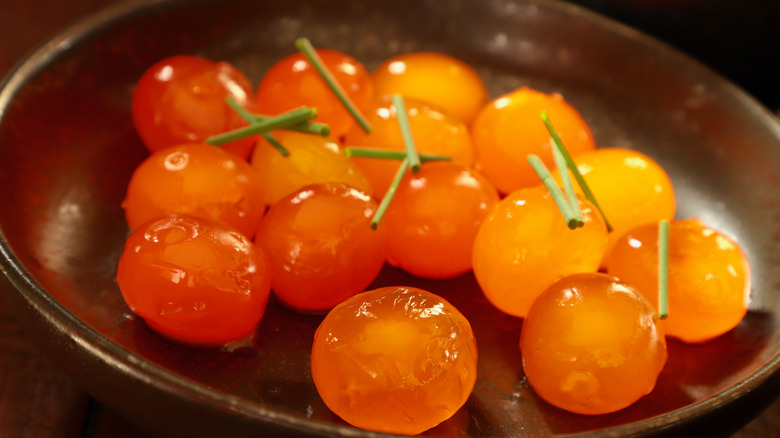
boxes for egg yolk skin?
[116,215,271,346]
[131,55,256,160]
[255,49,373,141]
[250,131,373,206]
[472,186,608,318]
[471,86,596,194]
[344,96,475,197]
[371,51,489,125]
[606,219,751,343]
[383,162,499,279]
[311,286,478,435]
[254,183,388,313]
[520,273,667,415]
[122,143,266,239]
[552,147,676,263]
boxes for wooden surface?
[0,0,778,437]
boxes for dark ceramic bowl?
[1,0,779,436]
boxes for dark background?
[0,0,778,436]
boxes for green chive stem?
[370,158,410,230]
[527,154,580,230]
[541,111,613,232]
[225,96,330,137]
[261,132,290,157]
[552,140,583,228]
[206,106,316,146]
[392,94,421,173]
[345,147,451,163]
[658,219,670,320]
[295,37,372,133]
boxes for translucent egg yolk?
[471,86,596,194]
[250,130,373,206]
[606,219,751,343]
[520,273,667,415]
[131,55,256,160]
[255,49,373,141]
[122,143,266,239]
[254,182,388,313]
[552,147,676,265]
[371,51,489,125]
[472,186,608,317]
[116,215,271,346]
[383,162,499,279]
[311,286,478,435]
[344,95,475,197]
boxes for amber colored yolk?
[131,55,256,159]
[116,215,271,346]
[343,95,475,198]
[122,143,266,239]
[383,162,499,279]
[471,86,596,194]
[371,51,489,125]
[250,130,372,205]
[254,182,388,313]
[254,49,373,140]
[311,286,478,435]
[472,186,608,318]
[520,273,667,415]
[551,147,677,266]
[606,219,751,343]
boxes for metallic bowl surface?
[1,0,779,436]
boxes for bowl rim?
[1,0,779,436]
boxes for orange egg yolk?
[471,86,596,194]
[472,186,608,317]
[131,55,256,160]
[116,215,271,346]
[520,272,667,415]
[311,286,478,435]
[344,95,475,198]
[250,130,372,206]
[122,143,266,239]
[606,218,751,343]
[552,147,676,265]
[255,49,373,141]
[254,182,388,313]
[382,162,499,279]
[371,51,489,125]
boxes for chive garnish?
[527,154,580,230]
[551,140,583,228]
[205,106,316,146]
[392,94,421,173]
[345,147,451,163]
[294,37,372,133]
[223,97,289,156]
[224,96,330,137]
[658,220,670,320]
[260,132,290,157]
[370,158,410,230]
[541,111,613,232]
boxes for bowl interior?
[1,0,779,436]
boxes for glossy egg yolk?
[606,219,751,343]
[311,286,478,435]
[472,186,608,318]
[551,147,677,265]
[131,55,256,160]
[254,182,388,313]
[520,273,667,415]
[383,162,499,279]
[251,131,373,206]
[255,49,373,141]
[116,215,271,346]
[471,86,596,194]
[371,51,489,125]
[122,143,266,239]
[344,95,475,197]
